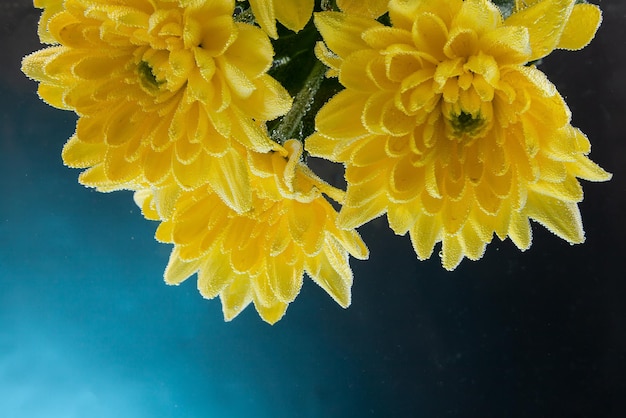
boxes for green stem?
[271,60,327,144]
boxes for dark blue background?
[1,1,625,417]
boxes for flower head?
[308,0,610,270]
[135,139,368,324]
[22,0,292,213]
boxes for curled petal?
[315,11,382,59]
[557,3,602,51]
[505,0,575,61]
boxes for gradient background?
[1,1,625,417]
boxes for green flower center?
[138,61,162,92]
[448,110,485,139]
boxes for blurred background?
[1,1,625,417]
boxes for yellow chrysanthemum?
[308,0,610,270]
[22,0,292,212]
[242,0,314,39]
[134,139,368,324]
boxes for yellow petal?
[155,221,174,242]
[480,26,531,65]
[226,23,273,78]
[338,192,388,229]
[333,228,370,261]
[269,217,291,256]
[314,42,341,77]
[387,202,416,235]
[252,263,280,307]
[350,134,389,167]
[338,0,389,18]
[410,10,450,63]
[566,155,612,182]
[508,209,532,250]
[172,203,211,247]
[235,74,293,121]
[248,0,278,39]
[143,148,172,185]
[557,4,602,51]
[314,11,381,58]
[104,147,141,183]
[275,0,314,33]
[389,157,423,201]
[453,0,501,36]
[442,191,472,235]
[505,0,576,61]
[525,192,584,244]
[134,189,161,221]
[221,58,255,99]
[220,276,253,321]
[62,135,106,168]
[151,182,182,221]
[364,29,412,56]
[252,297,288,325]
[230,230,263,274]
[77,164,131,192]
[268,254,304,304]
[308,239,353,308]
[293,202,327,256]
[164,248,201,285]
[346,165,386,193]
[441,235,464,271]
[529,175,583,203]
[459,222,487,261]
[340,49,380,92]
[73,54,129,80]
[206,147,252,213]
[36,0,65,44]
[312,89,369,141]
[409,213,441,260]
[229,107,279,153]
[37,84,70,110]
[197,247,236,299]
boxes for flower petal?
[557,3,602,51]
[525,191,584,244]
[505,0,575,61]
[275,0,314,33]
[314,11,381,59]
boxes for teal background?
[2,1,625,417]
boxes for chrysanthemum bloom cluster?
[22,0,292,212]
[309,0,610,270]
[22,0,368,323]
[22,0,609,322]
[135,140,368,324]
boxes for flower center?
[138,61,162,92]
[448,110,485,139]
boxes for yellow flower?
[243,0,314,39]
[134,140,368,324]
[308,0,610,270]
[22,0,292,213]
